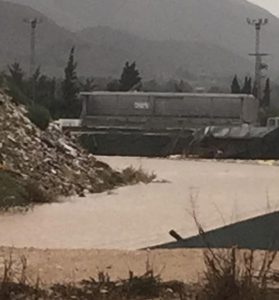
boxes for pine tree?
[231,75,241,94]
[174,80,193,93]
[252,80,257,98]
[241,76,248,94]
[62,47,80,117]
[119,61,142,91]
[6,62,31,105]
[0,71,5,88]
[263,78,271,108]
[8,62,24,88]
[247,77,252,94]
[241,76,252,94]
[79,77,96,92]
[107,79,120,91]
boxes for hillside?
[76,26,252,79]
[0,0,78,76]
[0,0,254,79]
[5,0,279,59]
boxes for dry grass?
[189,204,279,300]
[1,248,279,299]
[121,166,156,185]
[0,254,187,300]
[196,247,278,300]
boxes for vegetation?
[0,247,279,299]
[197,248,277,300]
[0,165,154,210]
[0,170,55,211]
[61,47,81,118]
[263,78,271,108]
[3,47,81,126]
[230,75,273,111]
[241,76,252,94]
[231,75,241,94]
[119,61,142,91]
[121,166,156,185]
[27,104,51,130]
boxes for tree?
[0,71,5,88]
[247,77,252,94]
[28,104,51,130]
[79,77,96,92]
[62,46,80,117]
[252,80,257,98]
[107,79,120,91]
[142,79,161,92]
[231,75,241,94]
[208,86,225,93]
[174,80,193,93]
[262,78,271,108]
[119,61,142,91]
[6,62,31,105]
[241,76,252,94]
[7,62,24,88]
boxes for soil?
[0,247,203,285]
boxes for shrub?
[0,171,56,210]
[6,81,31,105]
[0,171,28,209]
[27,104,51,130]
[24,180,56,204]
[196,247,277,300]
[121,166,156,185]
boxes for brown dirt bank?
[0,247,204,285]
[2,247,279,286]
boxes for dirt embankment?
[0,91,154,208]
[1,247,279,299]
[0,247,203,285]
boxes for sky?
[250,0,279,16]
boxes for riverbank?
[0,91,154,210]
[0,158,278,250]
[0,247,203,284]
[1,246,279,299]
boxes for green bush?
[0,171,28,209]
[27,104,51,130]
[24,180,55,204]
[6,81,31,105]
[0,171,57,210]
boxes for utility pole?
[23,18,42,103]
[247,18,269,104]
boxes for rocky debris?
[0,91,138,197]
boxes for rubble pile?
[0,91,133,196]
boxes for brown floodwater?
[0,157,278,250]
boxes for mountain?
[0,0,254,79]
[77,26,251,79]
[0,0,78,76]
[5,0,279,57]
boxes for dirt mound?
[0,91,152,197]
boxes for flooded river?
[0,157,279,250]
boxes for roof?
[80,91,256,99]
[195,125,279,140]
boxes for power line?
[247,18,269,104]
[23,18,42,76]
[23,17,42,102]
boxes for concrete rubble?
[0,91,134,197]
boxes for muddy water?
[0,158,279,250]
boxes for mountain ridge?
[1,0,274,79]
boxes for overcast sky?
[250,0,279,16]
